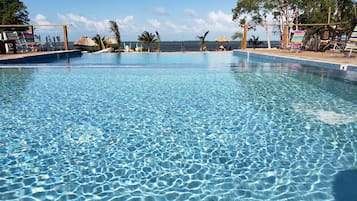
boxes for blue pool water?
[0,52,356,200]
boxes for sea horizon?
[43,40,281,52]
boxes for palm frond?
[138,31,157,52]
[232,31,243,40]
[197,31,209,51]
[109,20,121,52]
[203,30,209,40]
[155,31,161,52]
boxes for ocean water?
[0,52,356,200]
[43,41,281,52]
[121,41,280,52]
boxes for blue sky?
[22,0,251,42]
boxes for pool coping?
[233,49,357,72]
[0,50,82,65]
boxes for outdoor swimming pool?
[0,52,356,200]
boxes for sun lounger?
[21,32,38,52]
[344,43,357,57]
[2,31,21,53]
[344,25,357,57]
[320,26,331,50]
[289,30,306,52]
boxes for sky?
[21,0,271,42]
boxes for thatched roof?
[104,38,117,45]
[74,36,96,47]
[215,35,229,42]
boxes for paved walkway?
[241,48,357,68]
[0,50,79,61]
[0,50,82,64]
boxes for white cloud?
[33,14,51,25]
[32,14,57,33]
[208,10,232,24]
[120,16,134,24]
[117,16,137,32]
[194,18,206,26]
[54,13,140,40]
[184,9,197,17]
[165,21,189,33]
[182,10,238,37]
[205,10,236,32]
[58,13,109,33]
[147,19,161,29]
[151,7,168,15]
[138,10,237,40]
[29,9,247,41]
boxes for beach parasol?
[215,35,229,42]
[104,38,118,45]
[215,35,230,51]
[74,36,96,47]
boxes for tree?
[232,0,265,25]
[92,34,105,51]
[197,30,209,51]
[0,0,29,24]
[232,0,356,44]
[155,31,161,52]
[138,31,157,52]
[335,0,356,31]
[248,35,263,49]
[232,31,244,48]
[109,20,121,52]
[299,1,335,27]
[232,0,278,48]
[300,0,356,34]
[296,0,356,42]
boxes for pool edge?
[233,49,357,72]
[0,50,82,65]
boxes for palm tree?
[92,34,105,51]
[232,31,244,49]
[155,31,161,52]
[109,20,121,52]
[138,31,157,52]
[197,30,209,51]
[248,35,263,49]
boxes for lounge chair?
[289,30,306,52]
[320,26,331,50]
[2,31,21,53]
[135,43,143,52]
[344,25,357,57]
[21,32,38,52]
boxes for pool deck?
[0,50,82,64]
[234,48,357,72]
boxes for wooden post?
[328,7,331,25]
[63,25,69,50]
[28,25,34,34]
[283,25,289,49]
[242,24,248,50]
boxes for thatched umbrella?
[215,35,229,50]
[104,38,117,45]
[215,35,229,43]
[74,36,96,47]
